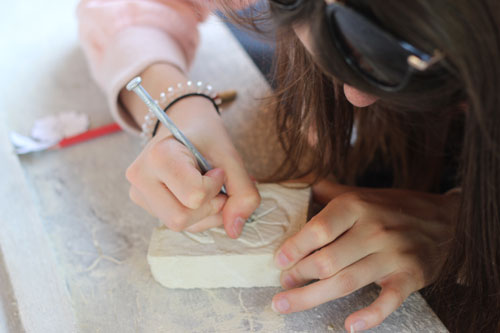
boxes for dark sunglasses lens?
[330,7,410,86]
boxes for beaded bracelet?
[139,81,221,143]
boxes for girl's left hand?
[271,180,458,331]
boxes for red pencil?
[53,122,122,149]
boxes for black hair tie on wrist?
[151,93,221,137]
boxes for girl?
[78,0,500,331]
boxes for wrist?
[121,63,223,142]
[155,96,225,144]
[151,96,218,135]
[119,63,187,127]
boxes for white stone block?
[147,183,311,289]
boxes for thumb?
[220,160,260,239]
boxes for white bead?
[203,85,213,95]
[186,81,194,93]
[159,92,167,104]
[195,81,203,93]
[177,84,186,95]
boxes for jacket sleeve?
[77,0,249,133]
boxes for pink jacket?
[77,0,250,133]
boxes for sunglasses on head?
[270,0,445,92]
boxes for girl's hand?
[272,180,458,331]
[123,64,260,238]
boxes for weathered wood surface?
[0,0,447,331]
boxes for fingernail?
[275,251,290,269]
[283,274,296,289]
[271,297,290,313]
[352,320,366,331]
[232,217,245,237]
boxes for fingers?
[185,213,223,233]
[274,196,360,270]
[134,177,226,231]
[220,157,261,239]
[149,139,226,209]
[272,253,393,314]
[280,225,374,288]
[344,272,416,331]
[132,184,223,233]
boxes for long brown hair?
[221,0,500,331]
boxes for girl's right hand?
[125,90,261,239]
